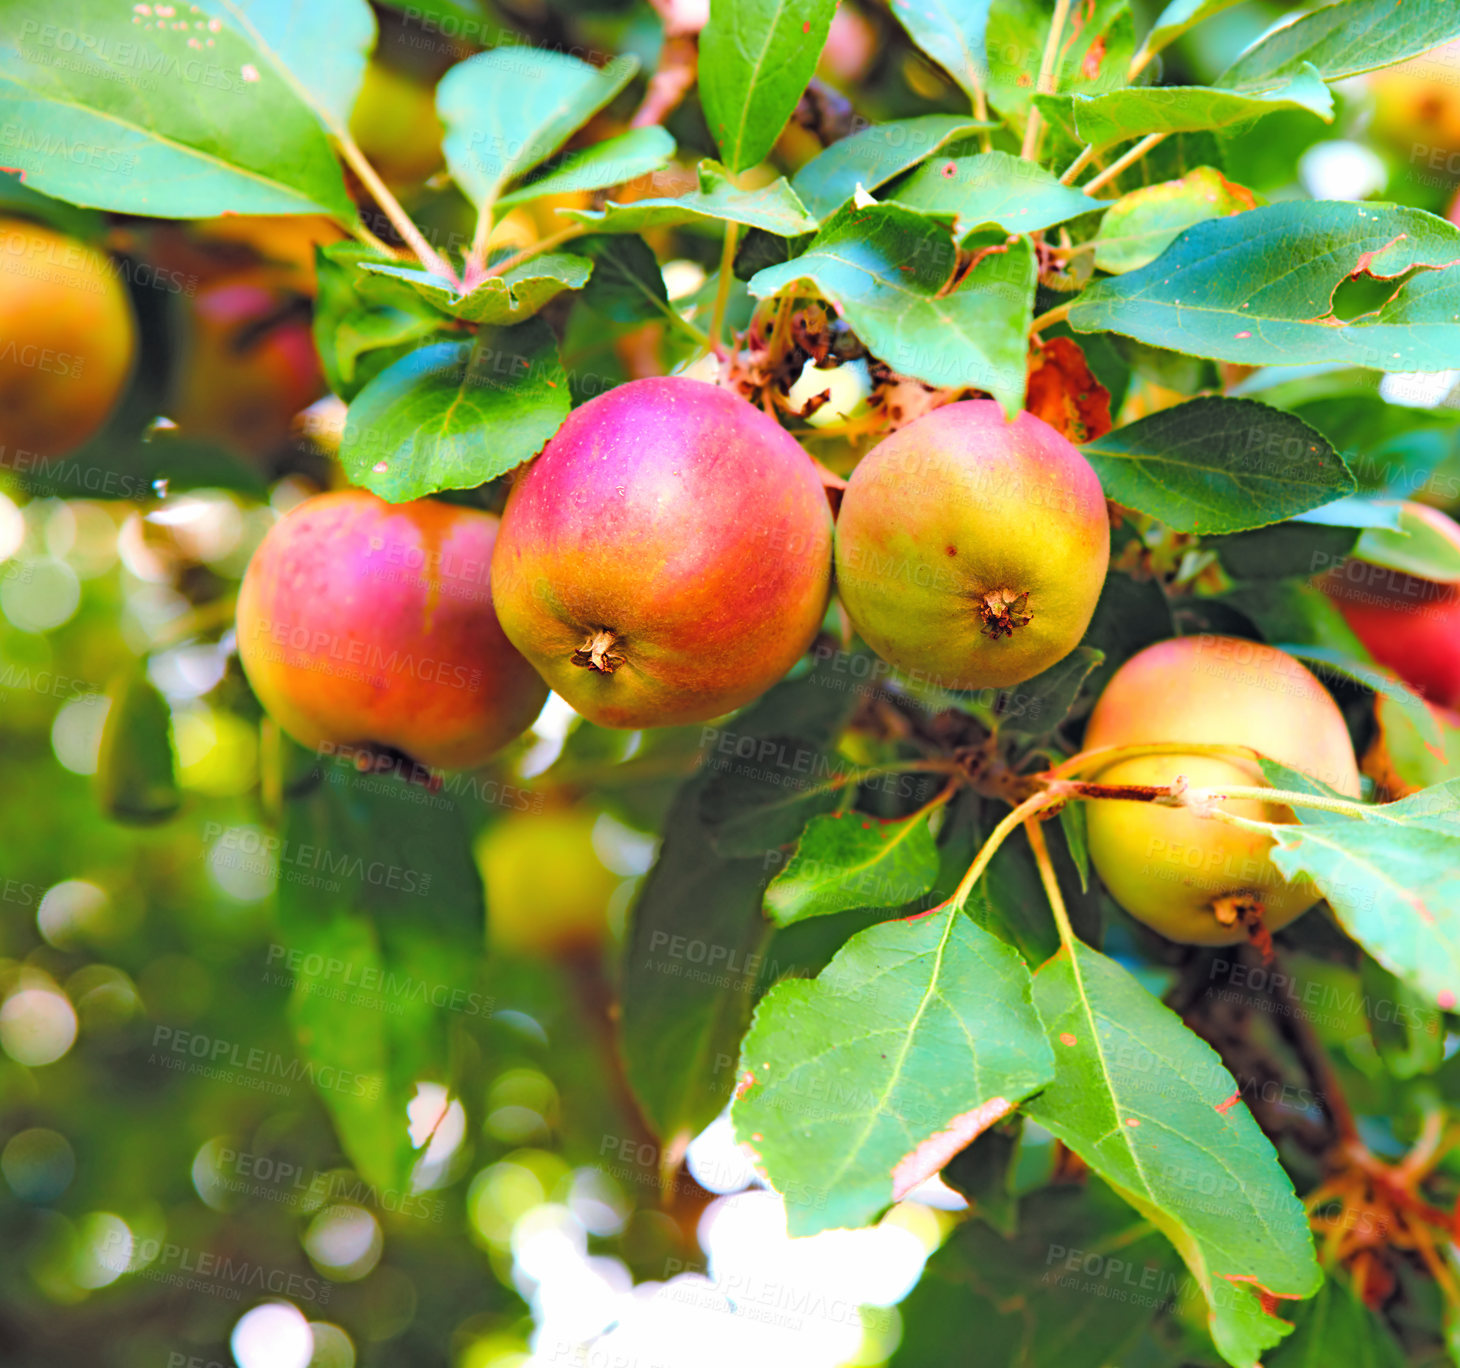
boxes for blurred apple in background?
[1369,41,1460,157]
[477,807,621,957]
[349,60,445,187]
[167,271,326,463]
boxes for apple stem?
[1021,0,1072,161]
[572,629,627,674]
[950,787,1066,913]
[1024,815,1077,952]
[709,220,741,352]
[1082,132,1168,196]
[336,133,460,285]
[1176,783,1376,820]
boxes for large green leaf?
[1025,942,1321,1368]
[1070,202,1460,373]
[699,0,837,173]
[572,235,696,338]
[1093,167,1255,274]
[215,0,374,129]
[436,48,637,213]
[564,160,818,236]
[733,905,1055,1234]
[792,115,990,219]
[1222,0,1460,87]
[339,322,570,502]
[764,808,941,926]
[1262,780,1460,1013]
[1081,398,1355,533]
[888,0,994,106]
[1070,68,1334,149]
[0,0,356,217]
[890,1184,1191,1368]
[622,665,861,1145]
[698,741,853,858]
[748,202,1037,412]
[1266,1277,1406,1368]
[277,770,485,1194]
[359,254,593,324]
[892,149,1108,236]
[496,126,675,210]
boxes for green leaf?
[623,663,861,1145]
[698,742,854,858]
[1082,569,1176,701]
[1262,781,1460,1013]
[313,244,451,400]
[95,668,180,824]
[1081,398,1355,534]
[1060,801,1092,893]
[1222,581,1368,658]
[1361,956,1445,1080]
[1367,692,1460,797]
[359,254,593,324]
[993,645,1106,737]
[217,0,374,130]
[748,202,1037,412]
[0,0,356,217]
[1070,202,1460,374]
[1254,755,1356,805]
[278,769,485,1193]
[1025,942,1321,1368]
[339,322,570,502]
[1353,500,1460,581]
[733,904,1055,1234]
[699,0,837,174]
[987,0,1134,120]
[1265,1276,1407,1368]
[888,0,993,106]
[892,149,1109,236]
[792,115,991,220]
[1222,0,1460,87]
[1140,0,1251,63]
[764,808,941,926]
[1094,167,1256,275]
[496,126,675,210]
[564,160,818,236]
[938,1118,1021,1234]
[621,772,775,1150]
[1070,68,1334,150]
[972,822,1101,963]
[437,49,637,213]
[890,1184,1191,1368]
[572,235,693,339]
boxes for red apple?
[237,490,548,770]
[490,377,834,728]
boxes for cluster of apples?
[0,215,1388,948]
[235,377,1112,754]
[236,375,1376,948]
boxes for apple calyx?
[572,629,627,674]
[978,588,1034,640]
[1211,890,1264,929]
